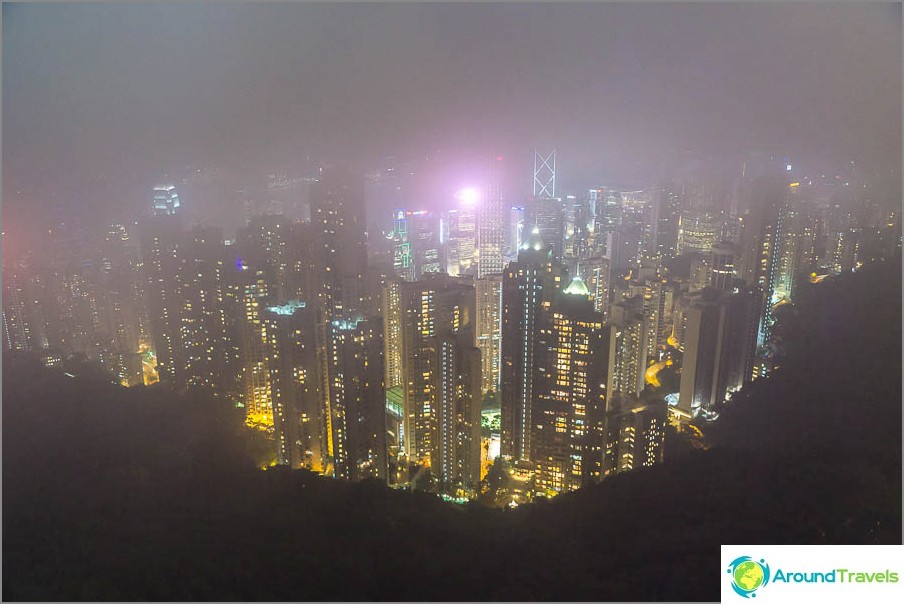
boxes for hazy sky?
[3,2,901,212]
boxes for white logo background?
[721,545,904,603]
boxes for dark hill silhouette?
[3,259,900,601]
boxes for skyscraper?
[381,277,404,390]
[262,300,324,470]
[532,275,610,494]
[710,242,739,291]
[475,275,503,395]
[478,156,506,277]
[152,185,181,217]
[678,285,759,417]
[399,274,482,492]
[310,168,368,319]
[606,298,648,404]
[323,316,387,482]
[500,227,565,462]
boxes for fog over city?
[3,2,901,241]
[2,3,901,602]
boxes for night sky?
[3,2,901,219]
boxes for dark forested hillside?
[3,259,900,602]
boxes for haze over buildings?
[2,1,901,507]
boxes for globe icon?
[733,560,765,592]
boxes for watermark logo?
[727,556,771,598]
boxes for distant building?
[152,185,181,217]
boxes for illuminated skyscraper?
[407,210,442,277]
[140,214,184,386]
[475,275,502,395]
[97,223,149,387]
[710,242,738,291]
[478,156,507,278]
[310,168,368,319]
[677,209,719,255]
[399,274,482,492]
[606,298,648,404]
[500,227,565,462]
[152,185,181,217]
[654,184,682,259]
[381,277,404,390]
[532,276,610,494]
[583,255,610,319]
[678,286,759,417]
[388,209,415,281]
[324,316,387,482]
[605,400,666,476]
[1,265,34,351]
[444,203,477,277]
[524,196,565,261]
[262,300,324,470]
[240,270,272,430]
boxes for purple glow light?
[455,188,480,205]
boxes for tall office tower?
[524,196,565,260]
[445,204,477,277]
[658,282,677,351]
[382,277,404,390]
[532,276,610,494]
[239,270,273,429]
[310,168,368,319]
[508,205,526,257]
[234,215,290,301]
[640,278,666,364]
[179,227,232,392]
[388,209,415,281]
[282,221,318,304]
[475,275,503,395]
[719,284,761,398]
[590,188,621,257]
[710,242,738,290]
[570,195,594,260]
[152,185,181,217]
[654,184,682,259]
[97,223,147,386]
[400,274,482,492]
[1,265,34,351]
[533,149,556,199]
[677,209,719,255]
[323,316,387,482]
[526,149,564,259]
[605,400,667,476]
[262,300,324,470]
[140,213,184,386]
[583,255,610,319]
[669,289,692,352]
[678,286,759,417]
[610,214,645,277]
[500,227,565,462]
[478,155,506,277]
[408,210,443,277]
[141,218,232,392]
[736,161,793,347]
[689,254,711,292]
[606,298,648,404]
[774,184,807,302]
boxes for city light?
[455,187,480,205]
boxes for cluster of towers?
[4,152,899,501]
